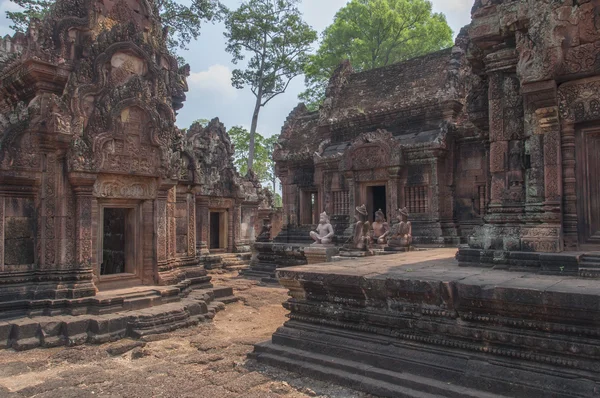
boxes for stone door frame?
[208,209,228,252]
[96,199,143,284]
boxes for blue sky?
[0,0,473,137]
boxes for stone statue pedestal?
[338,248,374,258]
[384,245,412,252]
[304,245,339,264]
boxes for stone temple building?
[275,45,477,246]
[0,0,262,321]
[254,1,600,396]
[275,0,600,263]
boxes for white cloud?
[187,64,238,101]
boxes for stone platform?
[251,249,600,398]
[0,281,237,351]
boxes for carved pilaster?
[0,197,4,270]
[166,186,176,259]
[196,198,209,255]
[187,192,196,258]
[156,191,168,262]
[387,167,401,221]
[345,171,355,218]
[561,123,578,249]
[68,172,97,277]
[232,203,241,252]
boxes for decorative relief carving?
[157,200,167,261]
[187,196,195,257]
[0,198,4,268]
[558,77,600,123]
[93,175,157,199]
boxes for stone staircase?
[213,252,252,271]
[0,285,237,351]
[579,252,600,278]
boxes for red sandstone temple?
[0,0,267,317]
[274,1,600,268]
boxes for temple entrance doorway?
[96,204,141,284]
[209,211,228,251]
[367,185,387,222]
[577,126,600,246]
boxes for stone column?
[0,196,4,271]
[561,123,578,249]
[232,202,242,252]
[155,190,169,263]
[187,192,196,258]
[387,167,401,221]
[345,171,355,217]
[487,71,507,208]
[166,187,176,260]
[196,197,209,255]
[68,172,97,283]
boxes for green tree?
[223,0,317,171]
[299,0,453,110]
[228,126,271,184]
[264,134,280,193]
[5,0,222,52]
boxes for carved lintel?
[93,175,157,200]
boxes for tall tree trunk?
[247,94,262,172]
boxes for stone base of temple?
[0,283,237,351]
[456,245,586,276]
[241,241,308,283]
[251,249,600,398]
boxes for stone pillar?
[196,198,209,255]
[187,192,196,258]
[40,153,59,270]
[0,196,4,271]
[232,202,241,252]
[488,71,506,208]
[345,171,355,216]
[430,158,440,220]
[387,167,400,221]
[155,190,168,263]
[561,123,578,249]
[69,172,97,282]
[166,187,176,260]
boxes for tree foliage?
[5,0,222,52]
[299,0,453,110]
[223,0,316,171]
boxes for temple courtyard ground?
[0,268,376,398]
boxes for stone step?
[579,268,600,278]
[252,344,507,398]
[225,265,249,271]
[1,285,237,351]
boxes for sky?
[0,0,474,137]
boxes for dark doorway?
[102,208,127,275]
[367,186,387,222]
[210,212,220,249]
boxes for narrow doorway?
[367,185,387,222]
[210,212,220,250]
[102,208,127,275]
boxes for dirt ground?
[0,273,373,398]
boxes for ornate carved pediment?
[341,130,402,171]
[91,106,161,176]
[558,77,600,124]
[93,174,157,199]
